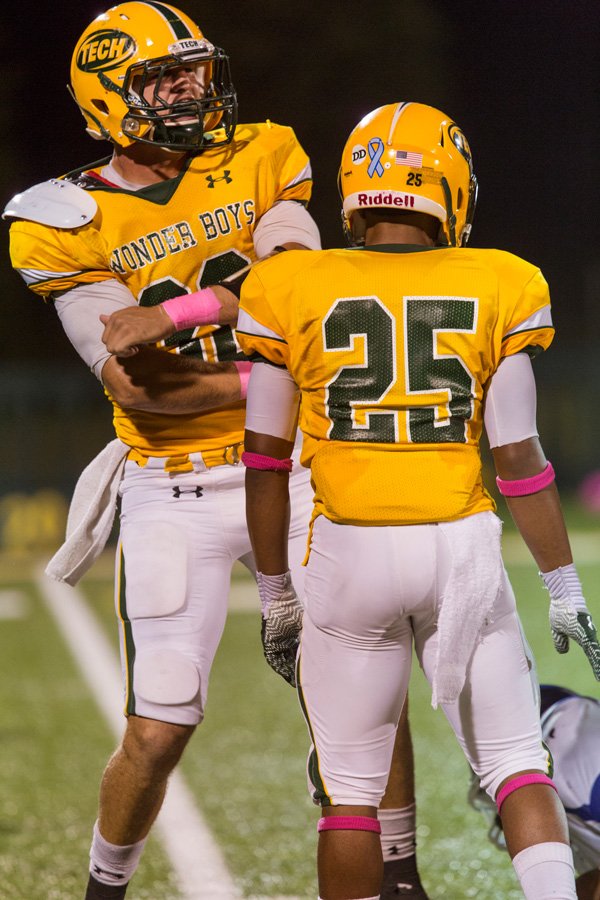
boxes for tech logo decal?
[76,30,136,72]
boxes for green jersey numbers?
[323,297,397,443]
[405,296,477,444]
[322,294,478,445]
[138,249,250,360]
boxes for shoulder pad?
[2,178,97,229]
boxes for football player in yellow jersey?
[4,3,325,898]
[233,102,600,900]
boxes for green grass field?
[0,510,598,899]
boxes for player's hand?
[100,306,176,356]
[256,570,303,687]
[549,599,600,680]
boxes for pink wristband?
[234,361,253,399]
[496,461,555,497]
[496,773,557,812]
[241,451,293,471]
[317,816,381,834]
[161,287,222,331]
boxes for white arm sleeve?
[253,200,321,257]
[483,353,538,448]
[245,362,300,441]
[54,279,137,381]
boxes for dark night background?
[1,1,599,521]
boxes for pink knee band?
[317,816,381,834]
[161,287,222,331]
[496,461,555,497]
[496,774,557,812]
[241,451,293,472]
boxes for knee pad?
[134,649,200,705]
[317,816,381,834]
[496,773,558,813]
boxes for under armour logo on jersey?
[172,486,204,498]
[206,171,232,187]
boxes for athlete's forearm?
[492,437,573,571]
[102,347,244,414]
[100,285,239,356]
[244,431,294,575]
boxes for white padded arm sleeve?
[253,200,321,257]
[245,362,300,441]
[484,353,538,448]
[54,279,137,381]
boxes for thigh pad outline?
[121,521,188,618]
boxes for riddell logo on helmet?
[357,193,415,208]
[77,30,136,73]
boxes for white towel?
[45,438,129,586]
[431,511,503,708]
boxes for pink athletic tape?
[234,361,253,399]
[241,451,293,472]
[496,461,555,497]
[496,773,557,812]
[161,287,222,331]
[317,816,381,834]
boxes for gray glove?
[256,570,303,687]
[549,599,600,680]
[542,565,600,681]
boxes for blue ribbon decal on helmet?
[367,138,385,178]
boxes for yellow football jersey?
[9,122,312,463]
[237,244,554,525]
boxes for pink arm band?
[496,774,557,812]
[496,461,555,497]
[317,816,381,834]
[242,451,293,472]
[161,287,222,331]
[234,361,253,400]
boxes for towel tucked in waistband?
[45,438,129,586]
[431,511,503,708]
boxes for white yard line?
[36,571,244,899]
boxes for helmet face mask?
[120,44,236,149]
[70,2,237,151]
[339,102,478,247]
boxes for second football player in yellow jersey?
[237,241,553,525]
[239,101,600,900]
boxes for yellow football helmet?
[339,102,477,246]
[69,1,237,151]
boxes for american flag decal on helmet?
[395,150,423,167]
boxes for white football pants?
[114,450,313,725]
[299,513,548,807]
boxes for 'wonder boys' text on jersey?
[9,122,312,465]
[237,245,554,525]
